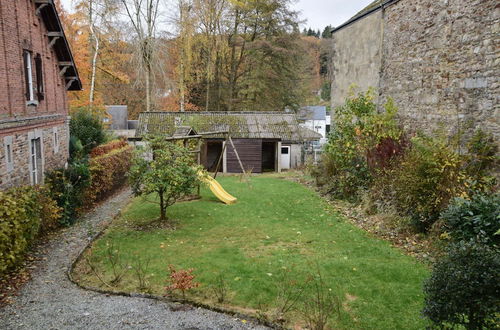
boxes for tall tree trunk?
[228,9,239,111]
[89,0,99,110]
[144,38,153,112]
[179,62,185,112]
[205,79,210,111]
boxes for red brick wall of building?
[0,0,72,188]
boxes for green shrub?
[423,241,500,329]
[70,108,105,157]
[441,194,500,247]
[0,186,61,273]
[313,90,401,200]
[383,134,467,232]
[46,160,91,226]
[464,129,499,193]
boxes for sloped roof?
[332,0,399,33]
[352,0,386,20]
[298,106,327,121]
[35,0,82,90]
[298,127,323,141]
[136,112,318,142]
[172,126,198,137]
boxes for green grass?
[75,175,429,329]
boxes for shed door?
[280,146,290,170]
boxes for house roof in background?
[36,0,82,90]
[136,112,320,142]
[298,106,327,121]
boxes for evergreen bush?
[423,241,500,329]
[69,108,105,157]
[441,193,500,247]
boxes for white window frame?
[24,51,37,105]
[52,127,59,154]
[4,136,14,172]
[28,130,44,185]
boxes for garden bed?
[72,175,429,329]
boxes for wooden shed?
[135,112,321,173]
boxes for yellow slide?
[198,173,237,205]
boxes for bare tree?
[75,0,117,110]
[120,0,163,112]
[88,0,99,109]
[176,0,195,112]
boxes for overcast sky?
[60,0,374,31]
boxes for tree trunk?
[89,0,99,110]
[159,189,166,220]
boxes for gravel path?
[0,189,268,330]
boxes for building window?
[23,50,37,105]
[53,127,59,154]
[35,54,44,101]
[29,137,43,185]
[4,136,14,172]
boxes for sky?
[59,0,374,32]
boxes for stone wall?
[330,0,499,142]
[331,10,383,107]
[381,0,499,140]
[0,117,69,189]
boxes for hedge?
[0,186,61,273]
[85,141,133,206]
[89,139,129,157]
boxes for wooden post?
[228,136,245,174]
[197,138,202,165]
[213,139,227,179]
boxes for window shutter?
[23,51,30,100]
[35,54,44,101]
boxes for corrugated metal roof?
[136,112,320,141]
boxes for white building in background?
[297,106,330,145]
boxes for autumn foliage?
[165,265,200,299]
[85,140,134,206]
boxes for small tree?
[129,137,200,220]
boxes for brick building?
[0,0,81,189]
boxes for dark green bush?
[70,108,105,157]
[441,194,500,247]
[46,160,91,226]
[423,241,500,329]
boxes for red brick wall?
[0,0,68,118]
[0,0,72,188]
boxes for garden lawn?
[74,175,429,329]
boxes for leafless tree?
[120,0,164,112]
